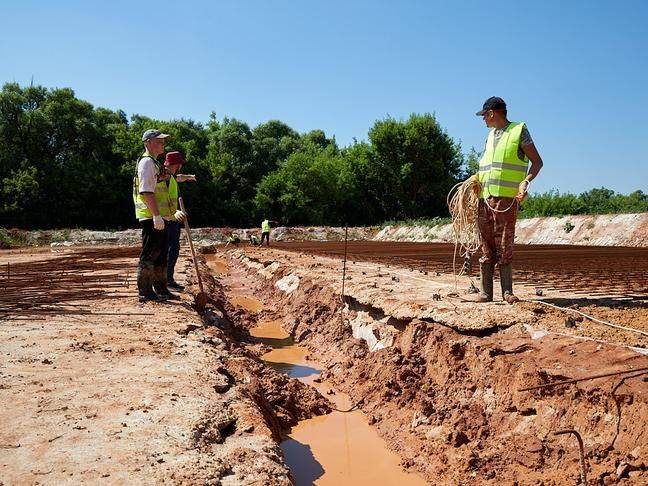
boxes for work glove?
[153,215,165,231]
[174,210,186,222]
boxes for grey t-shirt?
[489,123,533,160]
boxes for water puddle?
[230,295,263,313]
[204,254,229,275]
[251,319,426,486]
[250,320,320,379]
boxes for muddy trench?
[197,248,647,485]
[201,251,425,485]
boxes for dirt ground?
[2,242,647,485]
[0,247,328,485]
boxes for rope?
[524,299,648,338]
[447,176,482,268]
[446,175,520,279]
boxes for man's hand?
[515,180,529,202]
[174,210,186,222]
[153,215,165,231]
[176,174,196,183]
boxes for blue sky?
[2,0,647,194]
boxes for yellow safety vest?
[477,122,529,198]
[261,220,270,232]
[168,175,179,214]
[132,155,173,219]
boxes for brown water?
[214,249,425,485]
[204,254,229,275]
[251,318,427,486]
[230,295,263,313]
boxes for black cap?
[476,97,506,116]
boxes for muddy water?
[204,254,229,275]
[251,318,427,486]
[213,253,425,485]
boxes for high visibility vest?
[477,122,529,198]
[168,175,179,214]
[132,156,173,219]
[261,220,270,232]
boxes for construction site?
[1,214,647,485]
[2,4,648,484]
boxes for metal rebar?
[553,429,587,485]
[518,366,648,392]
[341,225,348,303]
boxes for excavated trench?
[204,253,426,485]
[201,248,648,485]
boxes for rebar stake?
[554,429,587,485]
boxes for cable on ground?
[524,299,648,338]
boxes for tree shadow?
[281,438,325,485]
[256,335,294,348]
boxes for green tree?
[368,113,463,220]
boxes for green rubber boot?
[478,262,494,302]
[499,263,519,304]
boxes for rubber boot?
[478,262,494,302]
[499,263,519,304]
[137,265,156,299]
[152,265,171,300]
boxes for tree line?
[0,83,464,229]
[0,83,645,230]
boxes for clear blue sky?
[2,0,647,194]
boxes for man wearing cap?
[163,151,196,291]
[132,129,185,302]
[474,97,544,303]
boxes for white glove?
[153,215,165,231]
[174,210,186,222]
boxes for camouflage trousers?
[477,197,518,265]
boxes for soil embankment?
[217,244,648,484]
[6,212,647,249]
[376,213,648,247]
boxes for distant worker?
[226,232,241,247]
[164,151,196,291]
[249,233,260,246]
[261,219,277,246]
[474,97,543,303]
[133,129,184,302]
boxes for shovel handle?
[178,197,204,293]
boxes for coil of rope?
[447,175,482,276]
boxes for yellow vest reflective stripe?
[477,122,529,198]
[132,156,173,219]
[261,220,270,232]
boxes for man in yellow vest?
[261,219,277,246]
[163,151,196,291]
[132,129,185,302]
[474,97,544,303]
